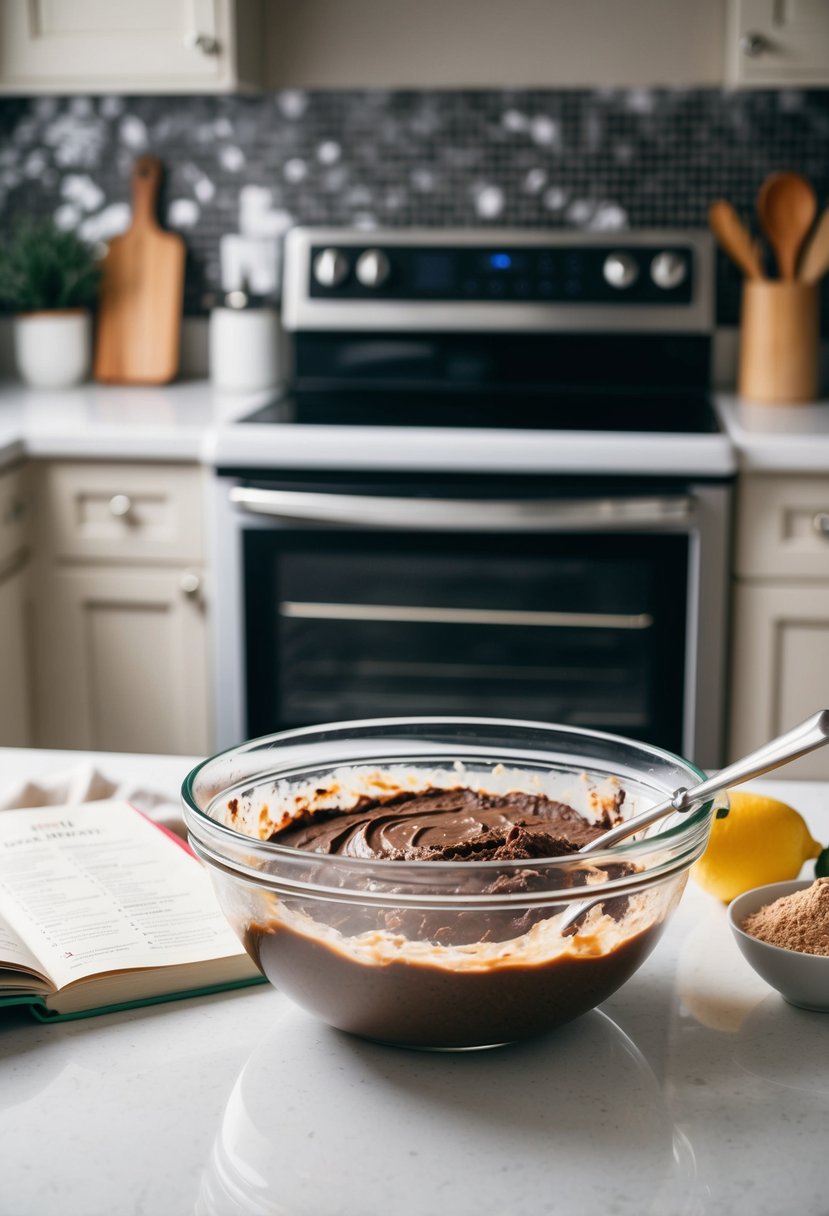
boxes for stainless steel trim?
[230,486,694,532]
[280,601,654,631]
[213,475,731,766]
[282,227,714,333]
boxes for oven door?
[213,472,729,765]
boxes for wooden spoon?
[708,200,764,279]
[757,172,817,280]
[798,207,829,284]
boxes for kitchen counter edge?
[1,381,827,474]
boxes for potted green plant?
[0,222,100,389]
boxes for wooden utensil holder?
[738,281,820,403]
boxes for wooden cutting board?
[94,156,185,385]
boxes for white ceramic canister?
[13,309,92,389]
[209,306,282,393]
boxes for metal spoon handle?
[560,710,829,936]
[677,708,829,809]
[581,708,829,854]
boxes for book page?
[0,802,247,992]
[0,907,48,985]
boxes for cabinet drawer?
[0,465,29,569]
[37,461,205,564]
[735,474,829,579]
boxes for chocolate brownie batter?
[247,917,663,1049]
[248,782,665,1048]
[269,787,615,860]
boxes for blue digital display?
[490,253,512,270]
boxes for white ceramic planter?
[14,309,92,389]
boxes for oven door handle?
[280,601,654,630]
[229,487,695,531]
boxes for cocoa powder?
[742,877,829,956]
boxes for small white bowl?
[729,879,829,1013]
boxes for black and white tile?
[1,88,828,323]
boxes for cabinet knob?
[4,498,25,525]
[813,513,829,538]
[739,32,768,58]
[109,494,133,519]
[186,32,220,55]
[180,571,202,597]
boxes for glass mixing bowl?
[182,718,722,1049]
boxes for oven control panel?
[309,243,693,303]
[282,228,713,332]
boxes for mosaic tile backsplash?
[1,88,828,323]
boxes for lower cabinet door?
[0,566,33,747]
[34,566,210,755]
[729,582,829,779]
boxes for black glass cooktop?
[242,389,720,434]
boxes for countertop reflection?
[197,1005,693,1216]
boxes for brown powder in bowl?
[742,878,829,956]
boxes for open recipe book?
[0,800,264,1021]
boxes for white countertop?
[0,380,740,476]
[0,746,827,1216]
[716,394,829,473]
[3,379,829,477]
[0,380,268,469]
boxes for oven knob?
[651,251,688,290]
[602,252,639,290]
[355,249,391,288]
[312,248,349,288]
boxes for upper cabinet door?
[0,0,263,93]
[728,0,829,86]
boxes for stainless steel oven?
[211,229,734,767]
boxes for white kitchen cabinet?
[3,0,823,91]
[0,464,33,748]
[729,472,829,779]
[0,0,263,94]
[33,566,209,755]
[0,566,32,748]
[32,460,211,756]
[262,0,727,89]
[727,0,829,86]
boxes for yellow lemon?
[692,790,822,903]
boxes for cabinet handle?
[813,513,829,538]
[739,31,769,58]
[109,494,133,519]
[180,571,202,597]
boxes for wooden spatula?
[757,172,817,281]
[799,208,829,284]
[708,200,764,279]
[94,156,185,384]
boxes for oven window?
[244,531,688,752]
